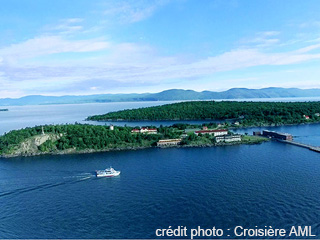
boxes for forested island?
[87,101,320,126]
[0,109,8,111]
[0,123,266,158]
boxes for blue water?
[0,102,170,135]
[1,102,320,238]
[0,101,220,136]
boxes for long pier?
[277,139,320,153]
[256,130,320,153]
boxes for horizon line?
[2,86,320,100]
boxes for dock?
[255,130,320,153]
[277,139,320,153]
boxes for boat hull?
[96,171,121,177]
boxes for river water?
[0,101,320,238]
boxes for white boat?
[95,167,120,177]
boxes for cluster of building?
[156,126,242,146]
[194,127,228,137]
[131,127,157,134]
[124,124,243,146]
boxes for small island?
[0,108,8,111]
[87,101,320,127]
[0,123,267,158]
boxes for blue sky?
[1,0,320,97]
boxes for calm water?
[0,102,320,238]
[0,101,221,136]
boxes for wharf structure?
[262,130,293,141]
[278,139,320,153]
[259,130,320,153]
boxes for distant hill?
[1,87,320,106]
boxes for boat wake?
[0,173,95,199]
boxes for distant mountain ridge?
[1,87,320,106]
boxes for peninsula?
[87,101,320,127]
[0,123,266,158]
[3,100,320,158]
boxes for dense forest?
[0,124,183,156]
[87,101,320,126]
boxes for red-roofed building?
[303,115,310,120]
[194,129,228,137]
[131,127,158,134]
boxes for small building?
[180,133,188,138]
[315,113,320,117]
[303,115,310,120]
[157,139,182,147]
[202,126,208,130]
[131,127,157,134]
[140,127,157,134]
[216,135,241,143]
[110,125,114,131]
[234,121,240,126]
[253,131,261,136]
[262,130,293,141]
[194,129,228,137]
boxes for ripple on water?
[1,128,320,238]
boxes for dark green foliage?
[0,124,179,154]
[87,101,320,126]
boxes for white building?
[157,139,182,146]
[216,135,241,143]
[194,129,228,137]
[131,127,157,134]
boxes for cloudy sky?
[1,0,320,98]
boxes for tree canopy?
[87,101,320,126]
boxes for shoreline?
[4,117,315,159]
[88,118,320,128]
[0,137,268,159]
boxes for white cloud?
[298,20,320,28]
[3,42,320,84]
[43,18,85,35]
[0,36,110,62]
[239,31,281,48]
[64,18,83,24]
[294,43,320,53]
[103,0,168,24]
[2,26,320,97]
